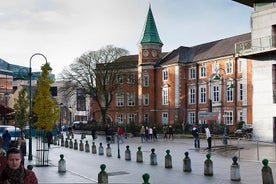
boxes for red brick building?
[92,6,253,131]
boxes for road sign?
[198,112,219,120]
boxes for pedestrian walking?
[205,125,212,149]
[117,126,124,144]
[153,127,158,141]
[0,147,38,184]
[148,127,153,141]
[91,126,97,140]
[168,125,174,140]
[192,125,200,148]
[140,126,145,142]
[2,130,11,152]
[163,125,168,140]
[46,131,53,148]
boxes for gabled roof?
[159,33,251,66]
[139,5,163,45]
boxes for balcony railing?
[235,35,276,56]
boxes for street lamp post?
[213,72,235,145]
[28,53,48,161]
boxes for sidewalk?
[25,133,276,183]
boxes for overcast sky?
[0,0,252,76]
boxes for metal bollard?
[79,140,84,151]
[85,140,90,152]
[58,154,66,173]
[142,173,150,184]
[136,146,143,163]
[230,156,240,181]
[92,142,97,154]
[106,143,112,157]
[262,159,274,184]
[99,142,104,155]
[125,145,131,161]
[165,149,172,169]
[183,151,191,172]
[204,153,213,176]
[150,148,157,165]
[98,164,108,184]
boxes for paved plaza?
[25,133,276,183]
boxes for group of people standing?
[139,126,158,142]
[192,124,212,150]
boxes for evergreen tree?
[33,63,59,131]
[13,87,29,129]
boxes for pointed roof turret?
[139,5,163,45]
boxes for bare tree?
[59,45,130,125]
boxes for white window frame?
[143,93,149,106]
[188,112,195,125]
[143,73,149,87]
[127,92,135,106]
[213,85,220,102]
[212,63,220,73]
[199,86,206,103]
[189,87,196,104]
[162,87,169,105]
[189,67,196,79]
[162,68,168,81]
[116,113,124,124]
[225,59,233,74]
[224,110,233,125]
[238,110,243,122]
[128,114,135,124]
[144,113,149,123]
[226,87,234,102]
[116,74,123,84]
[116,92,124,107]
[200,65,207,78]
[127,73,135,84]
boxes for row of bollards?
[58,138,274,184]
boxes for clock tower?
[137,5,163,124]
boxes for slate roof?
[158,33,251,66]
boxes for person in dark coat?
[192,125,200,148]
[46,131,53,148]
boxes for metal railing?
[235,35,276,56]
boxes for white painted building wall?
[251,4,276,141]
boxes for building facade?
[234,0,276,142]
[92,5,253,134]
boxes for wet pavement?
[25,133,276,183]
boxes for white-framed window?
[127,73,135,84]
[144,113,149,123]
[224,111,233,125]
[188,112,195,125]
[162,68,168,81]
[128,114,135,124]
[189,87,196,104]
[143,73,149,87]
[238,110,243,122]
[213,85,220,102]
[127,92,135,106]
[199,86,206,103]
[116,113,124,124]
[199,119,207,125]
[226,87,234,102]
[116,74,123,84]
[116,92,124,107]
[162,112,168,125]
[200,65,207,78]
[162,87,169,105]
[189,67,196,79]
[143,93,149,106]
[239,83,243,101]
[226,59,233,74]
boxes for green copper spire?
[140,5,163,45]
